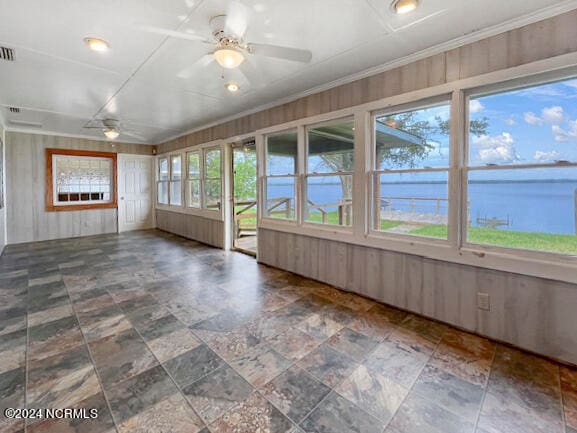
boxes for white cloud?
[533,150,561,162]
[524,112,543,126]
[541,106,564,124]
[504,116,516,126]
[472,133,520,164]
[552,120,577,142]
[469,100,484,113]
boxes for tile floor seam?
[376,325,449,433]
[472,339,499,433]
[122,283,289,429]
[62,280,121,433]
[294,323,402,432]
[557,364,568,432]
[123,313,210,432]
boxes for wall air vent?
[8,107,20,113]
[0,46,15,61]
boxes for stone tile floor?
[0,229,575,433]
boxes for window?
[466,78,577,254]
[169,155,182,206]
[157,157,169,205]
[186,151,200,208]
[203,147,222,210]
[306,118,354,226]
[264,130,297,220]
[46,148,117,211]
[372,101,451,239]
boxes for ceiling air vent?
[8,107,20,113]
[0,46,15,61]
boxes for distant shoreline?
[268,179,577,186]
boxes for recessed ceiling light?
[392,0,419,14]
[214,48,244,69]
[84,37,110,52]
[103,128,119,140]
[225,81,240,93]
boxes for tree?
[313,113,489,219]
[233,148,257,201]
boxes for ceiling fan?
[141,2,313,81]
[83,119,147,142]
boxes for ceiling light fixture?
[225,81,240,93]
[84,37,110,52]
[103,128,119,140]
[392,0,419,14]
[214,48,244,69]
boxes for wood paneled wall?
[156,210,224,249]
[258,228,577,366]
[5,132,154,244]
[158,10,577,153]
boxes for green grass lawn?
[236,205,577,255]
[409,224,577,254]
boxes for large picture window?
[372,101,451,239]
[306,118,354,226]
[264,130,297,220]
[46,149,117,211]
[466,78,577,254]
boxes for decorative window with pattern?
[46,149,117,211]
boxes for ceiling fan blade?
[121,130,148,142]
[225,1,249,38]
[238,57,264,87]
[247,43,312,63]
[177,54,214,79]
[138,25,210,43]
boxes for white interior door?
[118,154,154,232]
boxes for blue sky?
[268,78,577,181]
[470,78,577,167]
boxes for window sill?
[46,202,117,212]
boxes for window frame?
[303,116,355,229]
[461,80,577,259]
[368,96,453,244]
[157,156,169,205]
[202,146,223,211]
[169,153,183,207]
[155,141,225,220]
[45,148,117,212]
[263,128,299,222]
[185,150,201,209]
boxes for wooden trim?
[45,148,118,212]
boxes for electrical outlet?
[477,292,490,311]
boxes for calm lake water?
[267,180,577,235]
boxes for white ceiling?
[0,0,575,144]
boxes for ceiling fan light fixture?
[392,0,419,14]
[214,48,245,69]
[104,128,119,140]
[225,81,240,93]
[84,37,110,52]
